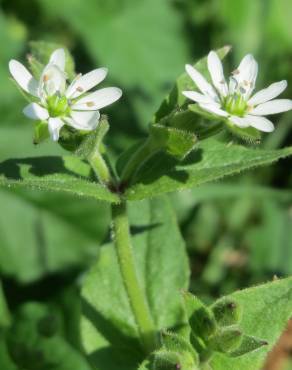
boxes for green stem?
[88,152,112,185]
[121,139,157,184]
[111,201,157,353]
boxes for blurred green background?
[0,0,291,369]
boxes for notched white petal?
[9,60,39,96]
[72,87,122,111]
[207,51,228,97]
[185,64,218,101]
[229,116,250,128]
[250,99,292,115]
[66,68,108,99]
[66,111,100,130]
[23,103,49,120]
[49,49,66,71]
[182,90,214,104]
[248,80,287,106]
[199,102,229,117]
[245,115,274,132]
[39,64,66,97]
[48,117,65,141]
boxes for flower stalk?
[111,201,158,353]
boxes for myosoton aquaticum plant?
[2,42,292,370]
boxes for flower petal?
[49,49,66,71]
[9,60,39,96]
[48,117,65,141]
[23,103,49,120]
[185,64,218,101]
[65,110,100,130]
[207,51,228,97]
[249,99,292,115]
[244,114,274,132]
[233,54,258,98]
[229,116,250,128]
[199,103,228,117]
[39,64,66,97]
[66,68,108,99]
[182,90,214,104]
[248,80,287,106]
[71,87,122,111]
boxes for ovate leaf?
[0,155,119,203]
[125,137,292,201]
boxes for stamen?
[231,69,240,75]
[86,101,95,107]
[243,80,249,86]
[76,86,84,92]
[220,79,225,84]
[43,74,50,82]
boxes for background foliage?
[0,0,291,369]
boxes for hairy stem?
[88,152,112,185]
[111,201,157,353]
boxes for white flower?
[183,51,292,133]
[9,49,122,141]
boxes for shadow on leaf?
[0,157,80,180]
[82,299,143,370]
[133,148,203,185]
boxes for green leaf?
[149,125,197,160]
[154,46,231,123]
[0,155,119,203]
[210,277,292,370]
[7,303,92,370]
[125,136,292,201]
[0,188,110,283]
[81,196,189,370]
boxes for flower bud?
[182,291,217,341]
[209,325,243,353]
[211,297,242,327]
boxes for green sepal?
[75,116,109,159]
[230,334,268,357]
[29,40,76,80]
[58,125,89,152]
[27,54,45,81]
[211,297,242,327]
[208,325,243,354]
[225,119,262,144]
[161,331,199,364]
[150,124,197,160]
[153,349,197,370]
[33,120,50,144]
[182,292,217,341]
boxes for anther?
[43,74,50,82]
[232,69,240,75]
[86,101,95,107]
[76,86,84,92]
